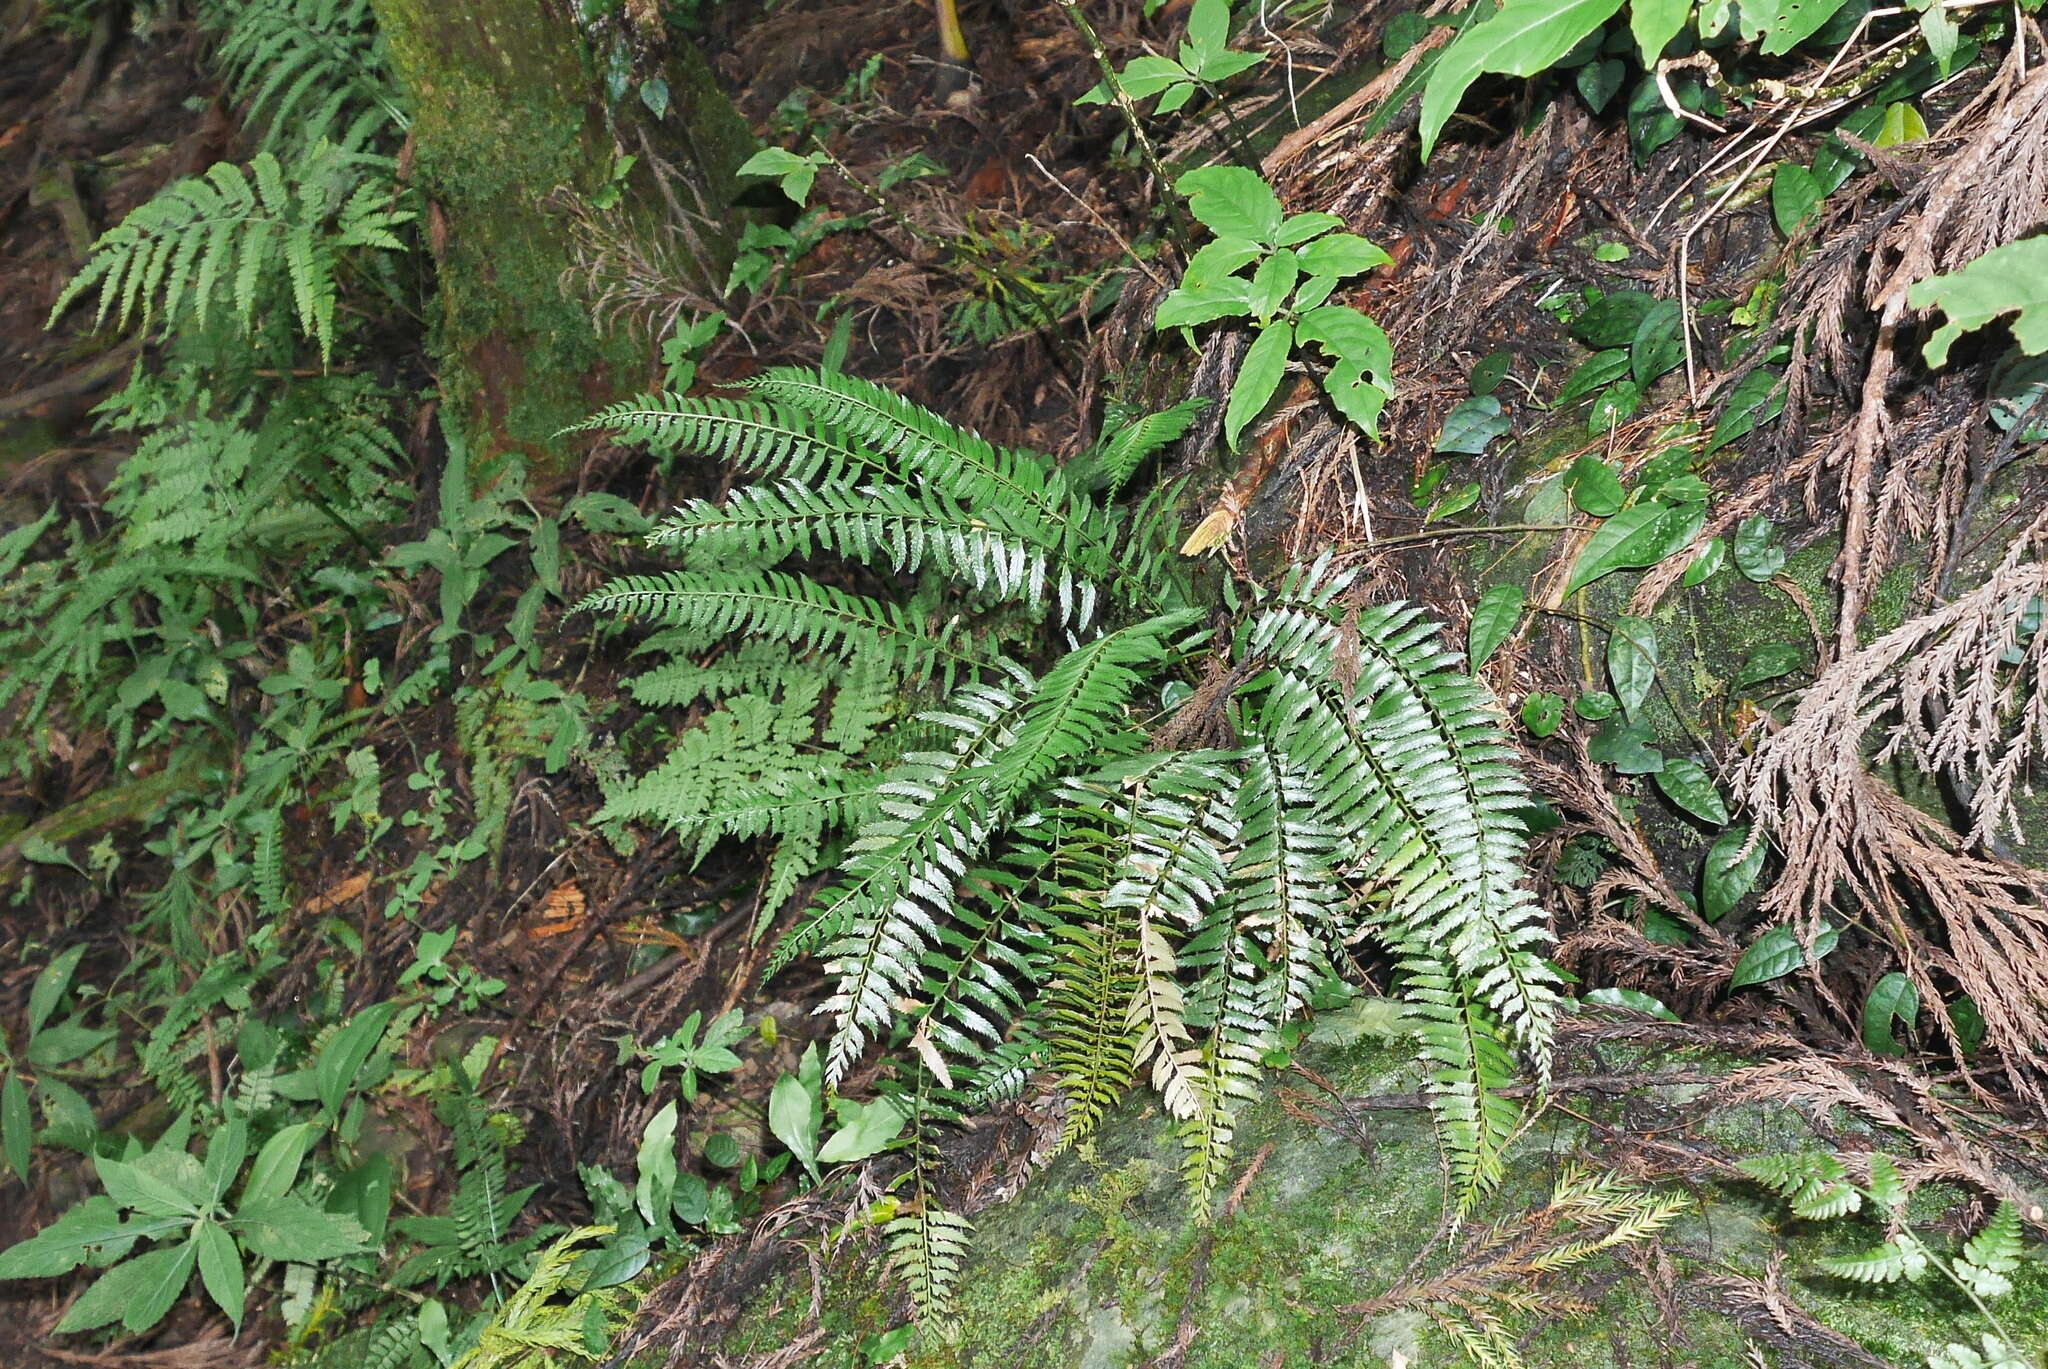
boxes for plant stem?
[1053,0,1194,252]
[1371,522,1582,548]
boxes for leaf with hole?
[1731,922,1839,989]
[1907,236,2048,368]
[1521,691,1565,737]
[1588,715,1663,773]
[1469,351,1512,396]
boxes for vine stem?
[1369,522,1582,548]
[1053,0,1195,252]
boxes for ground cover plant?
[1,0,2047,1365]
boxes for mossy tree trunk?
[369,0,755,472]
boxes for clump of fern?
[575,370,1556,1321]
[198,0,406,157]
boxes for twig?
[1024,153,1167,289]
[1054,0,1194,251]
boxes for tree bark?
[369,0,754,472]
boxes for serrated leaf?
[1655,758,1728,824]
[1176,166,1284,243]
[1731,922,1839,989]
[0,1196,162,1278]
[97,1150,207,1218]
[1420,0,1626,159]
[1225,322,1293,450]
[1295,233,1392,279]
[27,945,88,1041]
[1468,584,1525,668]
[231,1196,372,1262]
[1908,237,2048,368]
[1606,615,1659,717]
[56,1242,198,1334]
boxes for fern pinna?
[575,368,1555,1318]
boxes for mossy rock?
[647,1007,2048,1367]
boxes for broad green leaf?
[1176,166,1284,243]
[1862,972,1920,1056]
[1296,304,1392,377]
[1155,278,1253,329]
[1681,537,1726,586]
[1811,105,1888,191]
[1575,690,1619,720]
[1566,455,1625,516]
[1584,987,1679,1020]
[1702,824,1766,922]
[635,1102,677,1227]
[194,1221,245,1327]
[1743,0,1853,55]
[243,1121,322,1206]
[1572,291,1657,349]
[1426,480,1481,523]
[1295,233,1392,279]
[1734,641,1805,692]
[1606,615,1659,717]
[1564,500,1705,594]
[202,1117,248,1205]
[1521,691,1565,737]
[56,1241,198,1335]
[1731,922,1839,989]
[1579,57,1626,112]
[1275,212,1345,246]
[817,1095,909,1165]
[0,1197,164,1278]
[1225,322,1293,450]
[1555,349,1631,405]
[97,1149,207,1218]
[1733,515,1786,581]
[769,1071,822,1184]
[1186,0,1230,54]
[1322,358,1391,437]
[1247,250,1299,319]
[1876,101,1928,147]
[27,944,88,1041]
[314,1000,399,1116]
[1630,0,1688,62]
[1587,379,1643,430]
[1469,351,1512,396]
[1419,0,1626,159]
[1181,236,1263,287]
[1630,299,1684,386]
[1436,396,1509,454]
[1708,367,1787,451]
[1467,584,1525,668]
[2,1074,28,1183]
[231,1196,372,1262]
[1772,162,1825,236]
[1588,715,1663,773]
[1907,237,2048,368]
[1655,758,1729,824]
[24,1022,115,1068]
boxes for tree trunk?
[370,0,755,472]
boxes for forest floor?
[3,1,2047,1365]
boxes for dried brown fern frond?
[1734,511,2048,1099]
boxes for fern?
[578,376,1556,1257]
[49,145,410,364]
[200,0,406,157]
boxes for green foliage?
[1153,166,1396,452]
[49,145,411,365]
[1908,236,2048,367]
[579,372,1558,1311]
[199,0,406,157]
[1077,0,1264,114]
[1740,1150,2035,1367]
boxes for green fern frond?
[203,0,406,157]
[1229,741,1344,1020]
[1072,397,1207,494]
[648,480,1100,626]
[1044,910,1141,1149]
[49,145,410,364]
[1397,943,1522,1207]
[565,393,884,488]
[747,367,1091,551]
[1819,1237,1928,1284]
[885,1202,972,1326]
[578,570,987,689]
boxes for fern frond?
[746,367,1105,556]
[1072,398,1207,494]
[886,1202,972,1326]
[49,145,410,364]
[1818,1237,1928,1284]
[1044,910,1141,1149]
[649,481,1100,626]
[578,570,987,689]
[1397,943,1522,1208]
[1229,741,1344,1021]
[565,393,885,488]
[203,0,405,157]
